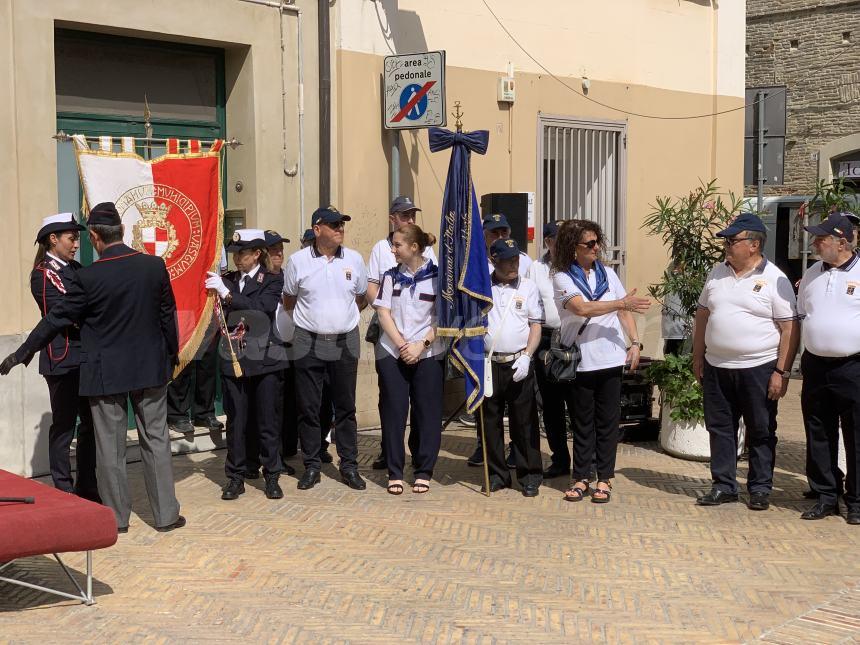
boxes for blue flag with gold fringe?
[429,127,492,414]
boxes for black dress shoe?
[193,416,224,431]
[800,502,839,520]
[117,526,128,534]
[156,515,186,532]
[542,463,570,479]
[341,470,367,490]
[245,469,261,480]
[320,450,334,464]
[847,509,860,525]
[297,469,321,490]
[466,446,484,467]
[371,452,387,470]
[264,474,284,500]
[696,489,739,506]
[169,418,195,434]
[482,477,507,493]
[521,483,540,498]
[221,479,245,500]
[747,492,770,511]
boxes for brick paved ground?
[2,381,859,643]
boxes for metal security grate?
[537,115,627,272]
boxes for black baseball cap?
[805,212,856,239]
[311,206,351,226]
[483,213,510,231]
[716,212,768,237]
[264,229,289,246]
[490,238,520,261]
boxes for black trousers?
[44,372,98,499]
[801,351,860,508]
[535,329,571,469]
[569,366,623,481]
[293,327,360,472]
[222,371,283,481]
[280,365,299,457]
[703,360,778,494]
[377,354,443,480]
[375,349,420,458]
[482,360,543,487]
[167,335,217,423]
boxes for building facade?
[0,0,745,476]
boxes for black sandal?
[591,480,612,504]
[564,479,590,502]
[412,481,430,494]
[387,482,404,496]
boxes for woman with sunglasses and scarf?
[552,220,650,503]
[374,223,444,495]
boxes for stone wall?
[746,0,860,195]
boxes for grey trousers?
[89,385,180,529]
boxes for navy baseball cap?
[264,229,289,246]
[716,212,768,238]
[489,238,520,261]
[311,206,351,226]
[87,202,121,227]
[300,228,315,244]
[390,195,421,214]
[805,212,856,239]
[543,221,560,238]
[483,213,510,231]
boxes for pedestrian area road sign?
[384,51,446,130]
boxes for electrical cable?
[481,0,851,121]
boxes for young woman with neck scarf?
[374,224,445,495]
[551,220,650,503]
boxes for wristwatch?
[773,367,789,378]
[423,338,431,348]
[627,341,643,351]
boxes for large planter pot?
[659,403,745,461]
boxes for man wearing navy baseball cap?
[693,212,799,511]
[797,211,860,523]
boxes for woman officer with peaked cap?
[30,213,99,501]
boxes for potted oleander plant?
[642,180,743,460]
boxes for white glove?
[511,354,531,382]
[205,272,230,299]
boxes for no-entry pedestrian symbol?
[384,51,446,130]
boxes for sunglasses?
[577,239,600,249]
[321,221,345,230]
[723,236,752,247]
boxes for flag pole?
[478,405,491,497]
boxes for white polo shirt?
[487,252,532,280]
[553,265,628,372]
[797,253,860,357]
[485,276,544,354]
[274,265,295,342]
[697,258,797,368]
[527,254,560,329]
[283,245,368,334]
[367,236,437,284]
[373,260,445,360]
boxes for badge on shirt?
[753,280,767,293]
[257,272,264,283]
[848,281,858,296]
[344,268,353,281]
[514,296,525,310]
[48,259,62,271]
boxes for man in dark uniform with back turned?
[1,202,184,533]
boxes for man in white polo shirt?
[693,213,799,510]
[482,238,544,496]
[366,195,437,471]
[797,212,860,525]
[283,206,368,491]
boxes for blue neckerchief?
[393,261,438,295]
[566,260,609,301]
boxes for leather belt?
[487,349,525,364]
[297,328,353,342]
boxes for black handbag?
[540,320,588,384]
[364,311,381,344]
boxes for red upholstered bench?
[0,469,117,605]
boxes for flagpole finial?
[453,101,464,133]
[143,94,153,140]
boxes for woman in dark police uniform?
[30,213,99,500]
[205,229,287,502]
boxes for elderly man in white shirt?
[693,213,799,511]
[796,212,860,524]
